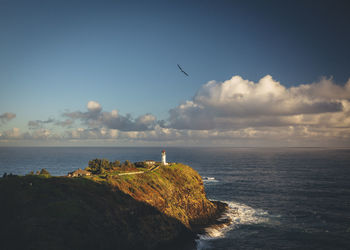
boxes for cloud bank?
[1,75,350,146]
[28,118,55,129]
[168,75,349,130]
[63,101,157,131]
[0,112,16,125]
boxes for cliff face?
[0,164,225,249]
[101,163,222,229]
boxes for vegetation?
[0,160,227,249]
[39,168,51,176]
[88,162,226,229]
[85,158,138,174]
[3,168,50,178]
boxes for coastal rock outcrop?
[104,163,226,230]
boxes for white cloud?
[111,110,118,118]
[28,129,52,139]
[87,101,102,112]
[168,75,349,130]
[63,101,157,131]
[0,127,21,138]
[0,127,63,141]
[293,77,350,100]
[136,114,156,125]
[1,76,350,147]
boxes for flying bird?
[177,64,189,76]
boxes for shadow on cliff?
[0,175,196,250]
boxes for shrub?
[88,159,111,174]
[39,169,51,176]
[121,160,136,171]
[26,171,34,176]
[112,160,120,169]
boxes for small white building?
[144,160,156,165]
[161,150,168,165]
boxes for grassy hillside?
[94,163,225,229]
[0,163,226,249]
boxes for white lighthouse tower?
[161,150,168,165]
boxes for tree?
[112,160,120,169]
[39,169,51,176]
[88,159,111,174]
[121,160,136,171]
[101,159,111,170]
[88,159,102,174]
[25,171,34,176]
[124,160,132,167]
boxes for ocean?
[1,147,350,249]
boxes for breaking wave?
[202,176,219,183]
[196,201,277,249]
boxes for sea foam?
[196,201,275,249]
[202,176,219,183]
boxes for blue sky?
[1,0,350,146]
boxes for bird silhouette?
[177,64,189,76]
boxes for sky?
[1,0,350,147]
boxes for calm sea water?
[1,147,350,249]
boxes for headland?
[0,158,229,249]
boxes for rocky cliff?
[100,163,226,230]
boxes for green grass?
[103,163,219,228]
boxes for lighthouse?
[161,150,168,165]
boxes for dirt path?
[118,171,144,176]
[117,165,161,176]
